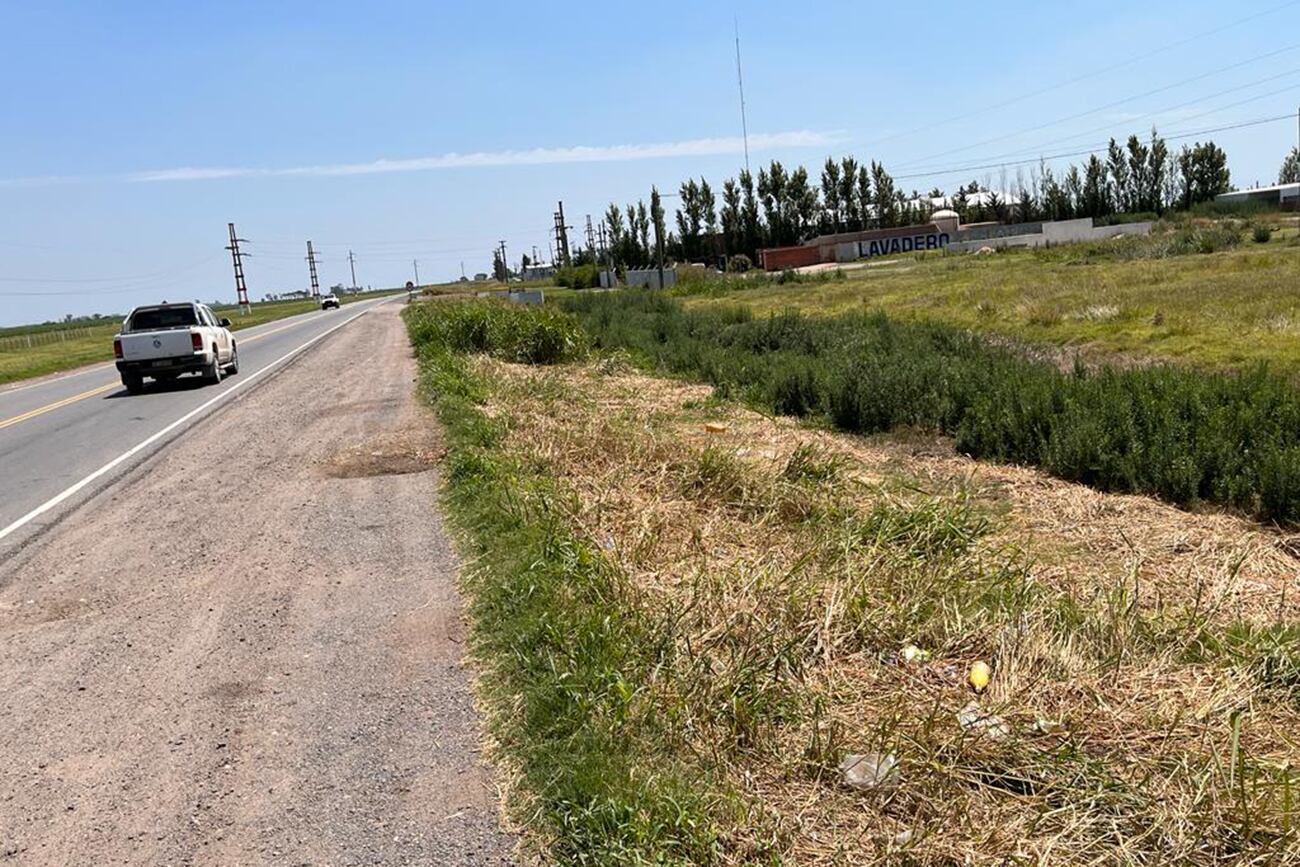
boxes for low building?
[522,263,556,281]
[1214,182,1299,209]
[759,212,1152,271]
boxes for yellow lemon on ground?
[968,661,992,692]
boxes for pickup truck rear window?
[126,307,198,332]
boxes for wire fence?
[0,326,103,353]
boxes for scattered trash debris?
[839,752,899,790]
[1032,717,1064,735]
[968,660,991,692]
[900,644,930,665]
[703,422,728,434]
[958,701,1009,738]
[891,829,914,847]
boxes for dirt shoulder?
[0,305,514,865]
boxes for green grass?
[677,221,1300,377]
[403,304,727,864]
[0,291,399,386]
[560,290,1300,526]
[404,297,1300,862]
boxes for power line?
[889,113,1295,182]
[0,253,224,284]
[901,74,1300,177]
[897,42,1300,170]
[861,0,1300,151]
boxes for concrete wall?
[956,221,1043,242]
[625,268,677,289]
[946,218,1153,253]
[507,290,545,305]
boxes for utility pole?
[553,202,571,267]
[734,17,751,175]
[305,240,320,300]
[498,240,508,283]
[226,223,251,313]
[585,215,597,261]
[598,222,615,287]
[347,250,358,291]
[412,259,420,288]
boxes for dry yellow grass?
[474,355,1300,864]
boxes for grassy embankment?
[406,298,1300,864]
[0,291,397,386]
[679,216,1300,376]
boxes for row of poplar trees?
[591,127,1235,269]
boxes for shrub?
[404,299,588,365]
[555,264,602,289]
[1253,225,1273,244]
[561,291,1300,526]
[727,254,753,273]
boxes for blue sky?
[2,0,1299,325]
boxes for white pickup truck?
[113,302,239,394]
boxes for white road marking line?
[0,303,348,400]
[0,300,390,544]
[0,304,370,427]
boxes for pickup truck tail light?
[191,332,204,351]
[113,338,123,359]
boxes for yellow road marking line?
[0,381,120,431]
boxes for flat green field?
[687,222,1300,375]
[0,292,397,386]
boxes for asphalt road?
[0,298,392,551]
[0,302,514,864]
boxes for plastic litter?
[839,752,899,790]
[957,701,1009,738]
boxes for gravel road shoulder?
[0,304,515,865]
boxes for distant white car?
[320,294,341,310]
[113,302,238,394]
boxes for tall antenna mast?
[734,17,750,175]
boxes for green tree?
[1147,129,1171,214]
[787,166,819,241]
[1280,146,1300,184]
[870,161,898,227]
[650,186,667,267]
[720,179,742,256]
[1081,155,1111,218]
[1125,134,1150,213]
[675,179,703,260]
[739,169,763,256]
[839,157,861,230]
[821,157,842,232]
[700,179,717,238]
[1106,138,1129,213]
[603,203,626,266]
[1178,141,1231,207]
[633,201,651,265]
[856,165,872,230]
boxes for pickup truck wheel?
[121,373,144,394]
[225,344,240,375]
[203,350,223,384]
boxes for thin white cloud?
[125,130,839,183]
